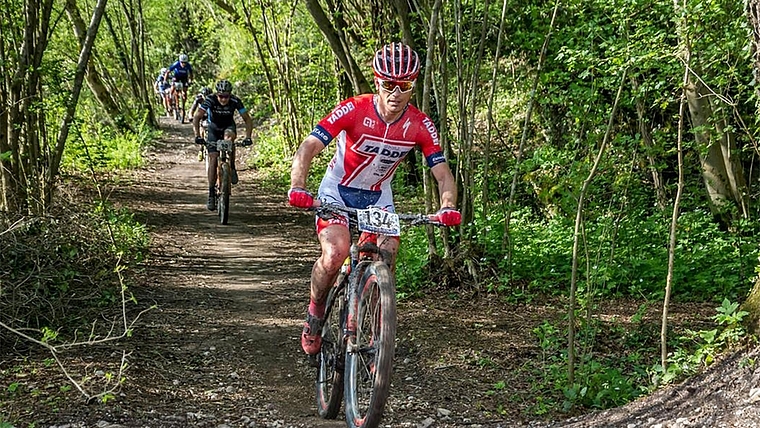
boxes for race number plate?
[217,140,232,152]
[356,207,401,236]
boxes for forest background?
[4,0,760,420]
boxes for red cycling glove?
[288,187,314,209]
[435,207,461,226]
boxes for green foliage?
[395,226,437,299]
[652,299,749,386]
[472,204,757,301]
[93,201,150,261]
[0,201,149,349]
[527,318,644,412]
[562,362,641,411]
[62,120,157,173]
[524,299,749,414]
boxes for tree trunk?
[631,75,667,210]
[111,0,150,121]
[684,78,749,223]
[742,0,760,337]
[257,0,302,151]
[567,68,626,385]
[420,0,443,258]
[743,279,760,336]
[748,0,760,109]
[46,0,109,208]
[0,0,54,215]
[304,0,371,95]
[393,0,414,44]
[0,87,10,212]
[64,0,132,132]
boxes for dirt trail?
[105,117,347,427]
[17,116,518,428]
[6,116,760,428]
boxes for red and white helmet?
[372,42,420,81]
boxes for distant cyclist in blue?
[154,67,172,115]
[164,53,194,118]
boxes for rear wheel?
[316,280,346,419]
[344,261,396,428]
[179,93,186,123]
[198,127,206,161]
[219,162,231,225]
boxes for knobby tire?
[219,162,231,225]
[173,94,180,121]
[179,93,186,123]
[316,279,346,418]
[344,261,396,428]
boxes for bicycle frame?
[314,203,441,428]
[204,138,238,224]
[172,81,187,122]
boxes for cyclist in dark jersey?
[190,87,212,161]
[189,87,212,119]
[192,80,254,211]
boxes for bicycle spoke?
[354,285,380,407]
[315,285,344,419]
[344,262,395,428]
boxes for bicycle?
[196,137,240,225]
[172,81,187,123]
[312,201,443,428]
[197,120,208,162]
[168,89,178,119]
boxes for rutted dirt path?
[5,117,760,428]
[103,117,346,427]
[11,117,533,428]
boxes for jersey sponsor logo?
[402,118,411,138]
[363,117,376,129]
[427,152,446,167]
[311,125,332,143]
[422,117,440,147]
[359,143,410,159]
[327,102,355,125]
[344,136,415,187]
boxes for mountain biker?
[154,68,172,115]
[288,42,461,355]
[192,79,254,211]
[165,54,194,117]
[189,86,212,119]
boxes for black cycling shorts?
[206,122,236,153]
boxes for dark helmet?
[372,42,420,81]
[215,79,233,93]
[200,87,211,96]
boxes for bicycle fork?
[344,243,364,354]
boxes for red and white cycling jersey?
[311,94,446,210]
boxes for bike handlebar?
[313,200,444,226]
[195,138,244,147]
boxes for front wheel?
[219,162,231,224]
[316,280,346,419]
[344,262,396,428]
